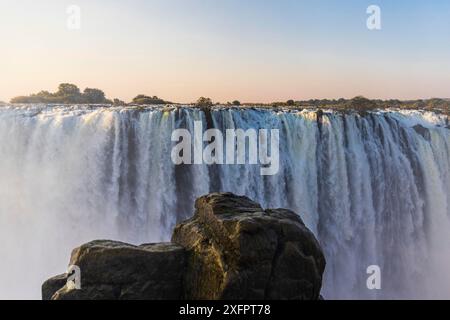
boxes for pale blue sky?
[1,0,449,102]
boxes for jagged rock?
[45,241,185,300]
[413,124,431,140]
[42,273,68,300]
[172,193,326,300]
[43,193,325,300]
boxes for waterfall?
[0,105,449,299]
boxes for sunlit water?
[0,105,449,299]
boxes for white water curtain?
[0,105,449,299]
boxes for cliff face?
[43,193,326,300]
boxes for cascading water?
[0,105,449,299]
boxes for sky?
[0,0,449,103]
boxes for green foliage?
[132,95,166,105]
[55,83,83,103]
[286,100,295,106]
[347,96,378,111]
[83,88,106,103]
[195,97,213,108]
[10,83,112,104]
[8,85,450,115]
[293,97,449,115]
[113,98,126,106]
[57,83,81,96]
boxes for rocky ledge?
[43,193,326,300]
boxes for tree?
[9,83,115,104]
[286,100,295,106]
[348,96,377,111]
[132,95,166,105]
[232,100,241,106]
[10,96,33,103]
[36,91,53,98]
[195,97,213,108]
[113,98,126,106]
[53,83,82,103]
[57,83,81,96]
[83,88,106,103]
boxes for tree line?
[9,83,169,106]
[11,84,114,104]
[8,83,450,114]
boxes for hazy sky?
[1,0,449,103]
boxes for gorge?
[0,104,449,299]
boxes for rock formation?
[43,242,185,300]
[43,193,326,300]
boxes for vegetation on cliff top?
[11,84,114,104]
[10,84,171,106]
[9,84,450,115]
[131,95,168,105]
[271,96,450,115]
[195,97,213,108]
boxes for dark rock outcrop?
[42,274,68,300]
[43,241,185,300]
[43,193,325,300]
[172,193,325,300]
[413,124,431,140]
